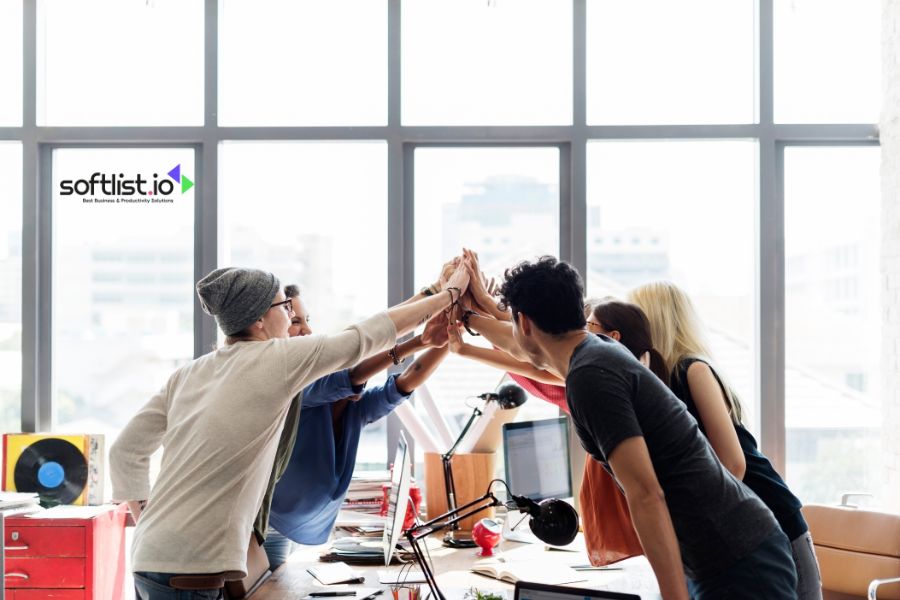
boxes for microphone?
[476,383,527,409]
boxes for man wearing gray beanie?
[110,260,472,599]
[195,267,283,337]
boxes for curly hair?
[498,256,586,335]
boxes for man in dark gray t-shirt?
[497,256,797,600]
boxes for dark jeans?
[687,528,798,600]
[134,572,223,600]
[262,527,295,570]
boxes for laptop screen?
[514,581,641,600]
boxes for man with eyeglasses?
[110,263,470,599]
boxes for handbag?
[579,456,644,566]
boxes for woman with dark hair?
[587,299,669,386]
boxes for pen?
[359,590,385,600]
[309,592,357,597]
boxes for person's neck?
[537,330,590,378]
[225,330,270,345]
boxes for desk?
[255,539,660,600]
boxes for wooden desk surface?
[255,539,661,600]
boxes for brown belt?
[168,574,226,590]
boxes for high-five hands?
[421,311,450,348]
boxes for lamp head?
[528,498,579,546]
[478,383,527,409]
[507,494,579,547]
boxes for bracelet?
[462,310,481,337]
[420,286,434,297]
[445,286,461,306]
[388,345,401,365]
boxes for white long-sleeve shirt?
[110,312,397,577]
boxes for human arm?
[447,324,563,384]
[109,381,169,513]
[462,248,510,321]
[301,370,357,408]
[349,334,428,385]
[686,362,746,480]
[395,346,449,395]
[608,437,690,600]
[386,259,469,335]
[398,257,460,306]
[283,261,469,398]
[349,311,449,385]
[464,313,530,361]
[357,346,449,423]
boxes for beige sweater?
[110,312,397,577]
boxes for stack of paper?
[0,492,42,517]
[342,471,391,514]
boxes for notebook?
[307,562,366,585]
[471,559,586,585]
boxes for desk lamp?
[442,383,526,548]
[405,479,579,600]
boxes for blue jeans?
[262,527,295,571]
[687,528,798,600]
[134,572,223,600]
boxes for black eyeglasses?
[270,298,294,315]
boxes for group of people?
[110,251,820,600]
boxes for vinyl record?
[13,438,88,504]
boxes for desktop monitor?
[502,417,572,502]
[382,431,412,566]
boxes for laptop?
[514,580,641,600]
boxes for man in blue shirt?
[261,284,451,568]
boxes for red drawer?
[11,590,86,600]
[5,527,85,557]
[5,558,85,588]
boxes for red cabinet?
[5,504,128,600]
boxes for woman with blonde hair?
[629,280,821,600]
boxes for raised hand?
[446,321,465,354]
[442,254,471,300]
[421,311,450,348]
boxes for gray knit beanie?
[196,267,281,336]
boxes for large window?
[586,141,758,430]
[774,0,881,124]
[784,146,882,503]
[52,148,195,441]
[37,0,204,125]
[402,0,572,125]
[220,141,389,466]
[0,0,22,126]
[414,147,562,427]
[587,0,755,125]
[5,2,883,483]
[219,0,387,126]
[0,144,22,432]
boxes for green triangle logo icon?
[181,174,194,194]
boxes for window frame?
[0,0,880,483]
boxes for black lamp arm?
[404,491,502,600]
[441,405,482,535]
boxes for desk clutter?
[3,434,105,506]
[4,503,128,600]
[1,432,127,600]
